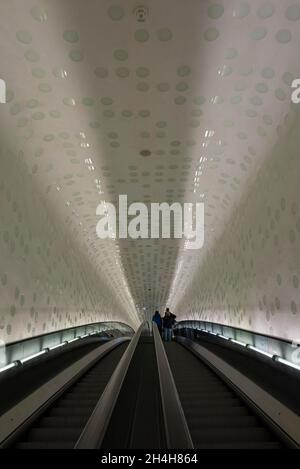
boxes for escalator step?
[192,426,272,443]
[68,388,106,394]
[181,397,241,407]
[184,404,249,416]
[177,372,223,386]
[181,388,234,398]
[38,416,88,428]
[60,396,99,403]
[55,400,96,408]
[165,343,283,449]
[26,427,80,442]
[48,407,92,416]
[64,394,101,400]
[16,442,74,449]
[13,343,128,449]
[71,384,107,390]
[177,384,228,391]
[195,441,281,449]
[73,380,108,386]
[176,383,228,390]
[77,373,111,378]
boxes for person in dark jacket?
[166,307,176,325]
[163,309,175,341]
[152,310,162,335]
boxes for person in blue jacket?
[152,310,162,336]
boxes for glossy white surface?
[0,0,299,342]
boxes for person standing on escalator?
[152,310,162,336]
[163,308,176,341]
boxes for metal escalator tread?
[15,343,127,449]
[164,342,282,449]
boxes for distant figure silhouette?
[163,308,176,341]
[152,310,162,336]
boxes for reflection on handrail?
[0,331,104,373]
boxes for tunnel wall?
[178,109,300,341]
[0,139,137,345]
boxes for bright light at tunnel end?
[95,195,205,250]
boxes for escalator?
[101,336,165,449]
[12,343,128,449]
[5,325,164,449]
[2,326,295,449]
[164,342,283,449]
[0,339,112,416]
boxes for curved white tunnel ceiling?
[0,0,299,342]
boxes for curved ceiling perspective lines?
[0,0,299,342]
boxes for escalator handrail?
[75,323,144,449]
[0,337,130,448]
[153,323,194,449]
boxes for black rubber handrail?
[153,323,194,449]
[75,323,144,449]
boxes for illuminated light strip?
[0,362,18,374]
[273,356,300,371]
